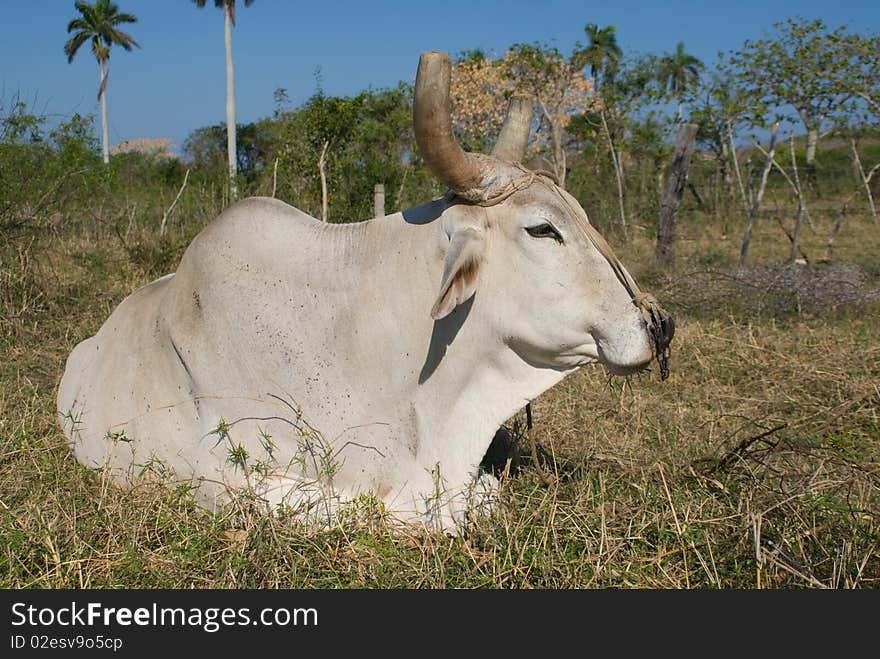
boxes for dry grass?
[1,205,878,589]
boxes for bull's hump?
[182,197,317,267]
[223,196,318,229]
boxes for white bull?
[58,52,673,531]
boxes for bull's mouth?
[603,360,652,376]
[562,339,653,373]
[597,343,654,376]
[556,342,600,368]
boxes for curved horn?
[491,96,532,161]
[414,51,483,193]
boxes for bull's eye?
[525,223,563,243]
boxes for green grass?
[1,196,878,589]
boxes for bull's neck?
[409,302,570,479]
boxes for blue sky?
[1,1,878,153]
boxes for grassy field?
[1,197,878,588]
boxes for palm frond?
[66,17,90,34]
[64,31,91,62]
[107,28,140,51]
[113,12,138,25]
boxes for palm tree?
[659,42,703,121]
[192,0,254,199]
[581,23,622,90]
[64,0,139,164]
[579,25,626,233]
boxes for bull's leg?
[377,460,499,533]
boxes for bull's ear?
[430,227,485,320]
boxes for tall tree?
[579,23,622,90]
[575,25,624,230]
[688,68,753,208]
[568,52,662,232]
[729,17,856,170]
[192,0,254,199]
[64,0,139,164]
[658,42,703,121]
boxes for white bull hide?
[57,53,669,532]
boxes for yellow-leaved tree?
[450,45,595,188]
[111,138,175,159]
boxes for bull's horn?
[414,51,483,194]
[491,96,532,162]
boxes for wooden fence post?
[374,183,385,218]
[656,123,698,262]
